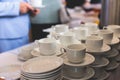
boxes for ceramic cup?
[52,24,69,33]
[63,65,86,78]
[85,22,98,35]
[86,35,103,52]
[30,0,43,8]
[37,38,58,56]
[73,27,88,40]
[65,44,86,63]
[98,29,113,44]
[59,31,75,47]
[107,25,120,38]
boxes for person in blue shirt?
[0,0,39,53]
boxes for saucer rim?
[105,62,119,71]
[105,48,119,58]
[63,53,95,67]
[92,70,110,80]
[63,67,95,80]
[91,57,109,68]
[86,44,111,54]
[115,54,120,62]
[107,37,120,45]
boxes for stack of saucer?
[61,44,95,80]
[104,37,120,71]
[105,25,120,62]
[86,35,111,80]
[20,56,63,80]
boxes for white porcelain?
[87,44,111,54]
[92,68,109,80]
[85,22,98,35]
[98,29,113,44]
[31,46,63,57]
[21,73,61,80]
[63,53,95,67]
[30,0,45,8]
[63,67,95,80]
[37,38,58,56]
[63,66,86,78]
[59,31,75,46]
[105,58,119,71]
[107,37,120,45]
[65,44,86,63]
[107,25,120,38]
[73,27,88,40]
[0,64,21,80]
[52,24,69,33]
[18,47,33,61]
[115,54,120,62]
[91,57,109,67]
[105,48,119,58]
[86,35,103,52]
[21,66,62,78]
[21,56,63,74]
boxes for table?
[0,43,120,80]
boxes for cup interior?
[87,36,103,40]
[67,44,86,51]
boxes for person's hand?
[20,2,34,14]
[30,9,40,16]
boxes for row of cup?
[50,23,99,40]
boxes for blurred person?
[31,0,62,41]
[0,0,39,53]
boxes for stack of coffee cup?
[50,24,69,40]
[106,25,120,63]
[100,26,120,71]
[31,38,63,57]
[59,31,81,48]
[86,35,111,80]
[62,44,95,80]
[72,27,89,42]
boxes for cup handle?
[60,48,66,53]
[103,26,107,30]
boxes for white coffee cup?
[63,65,86,78]
[85,22,98,35]
[30,0,43,8]
[86,35,103,52]
[37,38,58,56]
[59,31,75,47]
[106,25,120,38]
[98,29,113,44]
[52,24,69,33]
[73,27,88,40]
[66,44,86,63]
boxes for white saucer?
[31,48,63,57]
[105,60,119,71]
[107,37,120,45]
[115,54,120,62]
[91,57,109,68]
[105,48,119,58]
[86,44,111,54]
[0,64,21,80]
[63,53,95,67]
[91,70,110,80]
[63,67,95,80]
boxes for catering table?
[0,43,120,80]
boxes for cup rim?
[67,44,86,51]
[86,35,103,40]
